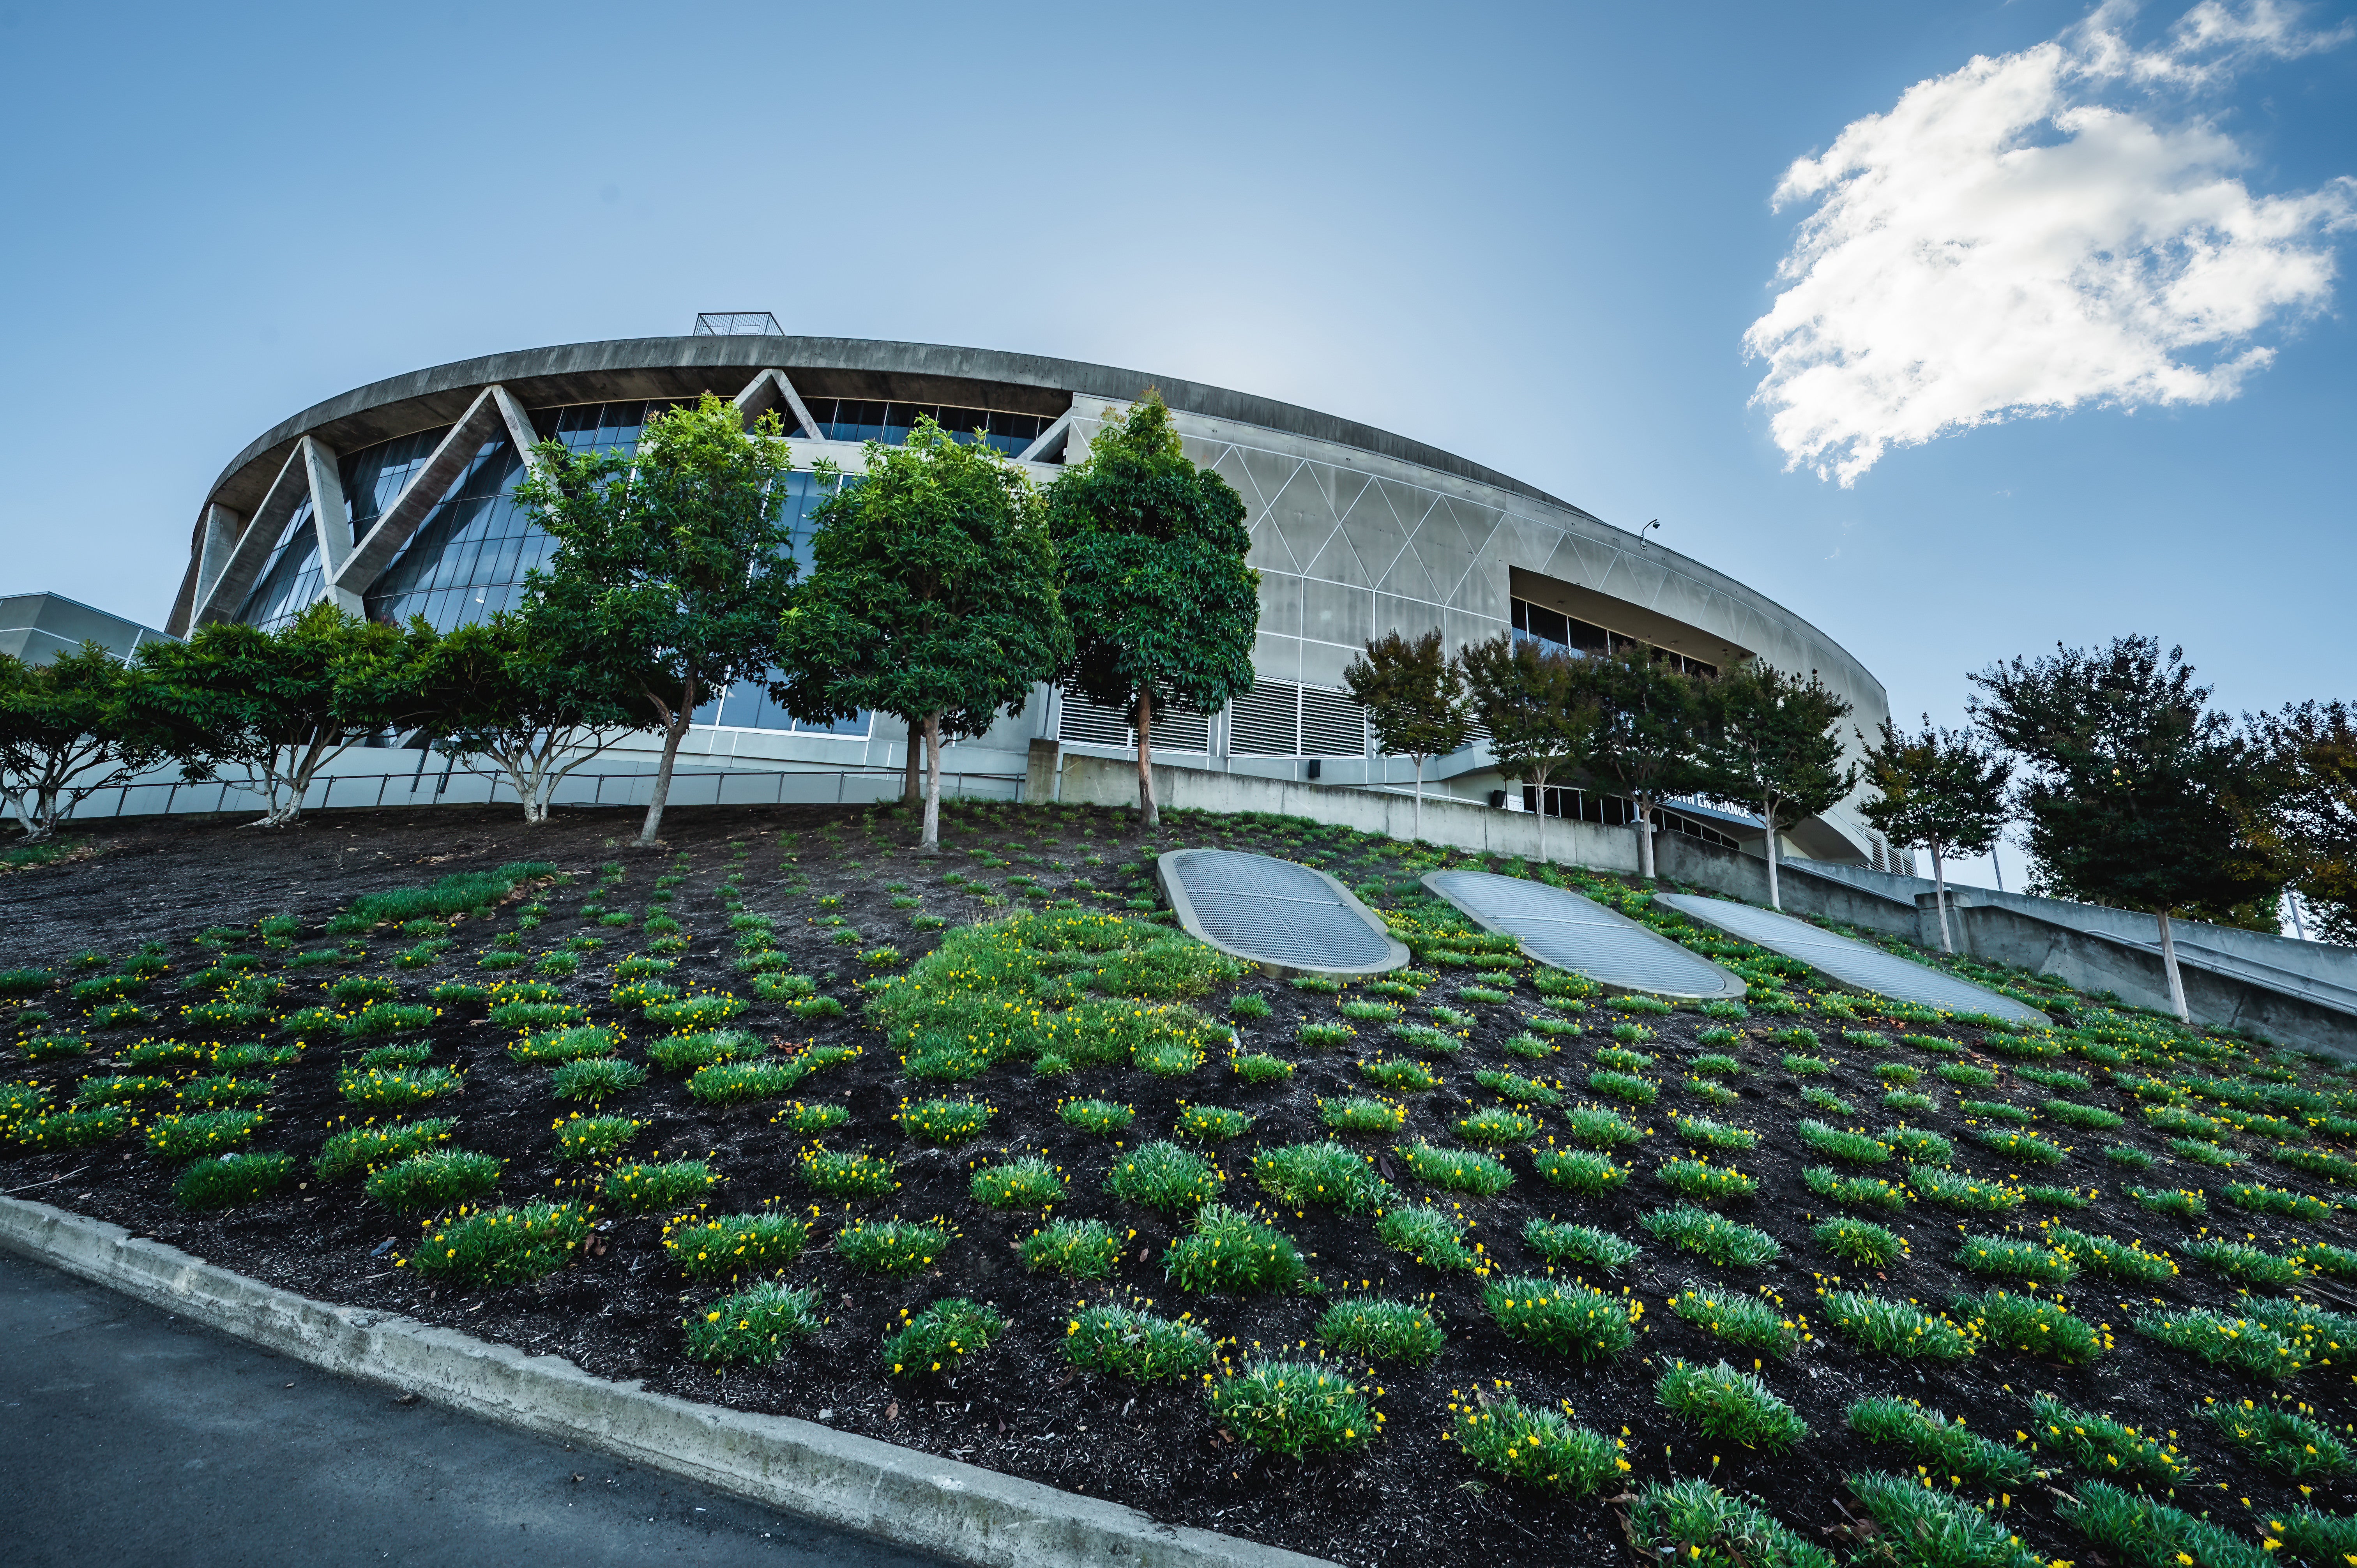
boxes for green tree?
[1569,646,1707,881]
[514,394,798,847]
[124,601,436,826]
[1045,393,1257,830]
[1345,629,1468,843]
[1855,716,2011,952]
[1970,636,2280,1021]
[775,418,1069,851]
[1456,632,1594,865]
[0,643,164,841]
[410,614,657,824]
[2249,699,2357,945]
[1699,661,1858,913]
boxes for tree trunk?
[1411,754,1424,843]
[920,710,944,852]
[5,789,46,842]
[640,673,696,847]
[1530,773,1546,866]
[1635,795,1656,881]
[903,715,921,804]
[2157,908,2190,1023]
[1930,842,1954,954]
[1763,795,1780,911]
[1135,688,1159,830]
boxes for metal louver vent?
[1300,687,1366,758]
[1159,850,1407,976]
[1230,682,1299,757]
[1058,692,1210,753]
[1650,892,2050,1025]
[1424,871,1746,999]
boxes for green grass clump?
[2200,1398,2350,1478]
[2045,1099,2124,1130]
[2297,1240,2357,1279]
[1654,1360,1808,1452]
[172,1151,295,1211]
[1883,1126,1956,1164]
[1803,1165,1906,1211]
[663,1212,810,1281]
[1562,1102,1646,1148]
[1475,1068,1561,1106]
[1104,1140,1224,1211]
[1399,1141,1513,1196]
[1780,1053,1834,1077]
[2272,1504,2357,1567]
[1657,1158,1756,1202]
[684,1280,820,1369]
[1376,1204,1478,1272]
[405,1201,591,1286]
[798,1146,898,1198]
[507,1025,619,1065]
[645,1029,762,1074]
[896,1097,994,1144]
[340,1002,436,1038]
[1640,1205,1780,1268]
[1795,1120,1889,1165]
[970,1156,1067,1208]
[1958,1097,2033,1124]
[23,1035,90,1063]
[2134,1306,2311,1379]
[884,1297,1005,1378]
[1230,1052,1292,1084]
[366,1150,502,1212]
[338,1065,463,1109]
[1524,1219,1639,1273]
[1253,1142,1384,1213]
[1978,1128,2068,1165]
[686,1059,803,1106]
[1019,1217,1123,1279]
[1908,1162,2023,1213]
[2124,1184,2207,1217]
[1164,1204,1306,1294]
[73,1074,174,1107]
[1689,1052,1743,1077]
[1588,1069,1657,1106]
[1502,1031,1558,1061]
[1815,1217,1905,1266]
[357,1043,431,1071]
[1954,1232,2078,1288]
[1623,1479,1834,1568]
[1799,1087,1856,1116]
[1229,992,1273,1020]
[1057,1097,1134,1135]
[1206,1360,1371,1457]
[2049,1226,2177,1283]
[1316,1298,1445,1364]
[1484,1275,1634,1360]
[2225,1181,2335,1224]
[146,1107,267,1160]
[1064,1304,1215,1381]
[1451,1397,1625,1494]
[1670,1282,1797,1358]
[1955,1290,2106,1363]
[1845,1474,2041,1568]
[1319,1095,1406,1134]
[644,994,749,1031]
[1848,1396,2034,1486]
[1339,999,1400,1022]
[548,1056,647,1104]
[1455,1105,1540,1145]
[1297,1022,1356,1050]
[1884,1088,1936,1114]
[602,1159,719,1213]
[1358,1056,1440,1093]
[2058,1481,2265,1568]
[1819,1291,1973,1360]
[2030,1395,2193,1485]
[2275,1146,2357,1184]
[2184,1238,2304,1286]
[1175,1104,1254,1141]
[1533,1147,1628,1195]
[314,1117,453,1180]
[2170,1136,2241,1167]
[1669,1112,1756,1151]
[838,1217,953,1277]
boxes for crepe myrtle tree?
[1700,660,1858,913]
[514,394,798,847]
[1971,635,2281,1022]
[1456,631,1594,865]
[2247,699,2357,945]
[1569,645,1709,882]
[413,614,659,825]
[775,417,1069,851]
[0,642,164,841]
[1345,629,1469,844]
[1856,715,2009,952]
[1045,392,1257,830]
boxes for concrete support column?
[301,437,352,594]
[194,504,244,610]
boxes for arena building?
[163,317,1898,866]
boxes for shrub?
[1670,1282,1797,1358]
[1524,1219,1639,1273]
[1908,1162,2022,1213]
[1818,1290,1972,1360]
[1319,1095,1406,1135]
[1954,1233,2078,1288]
[1451,1397,1625,1494]
[1175,1104,1253,1141]
[970,1156,1067,1208]
[1376,1204,1477,1271]
[147,1107,267,1160]
[838,1217,953,1277]
[1165,1205,1306,1294]
[1020,1217,1123,1279]
[1815,1217,1905,1266]
[1253,1142,1384,1213]
[173,1151,295,1211]
[1206,1360,1371,1457]
[1848,1396,2033,1485]
[1642,1206,1780,1268]
[1803,1165,1906,1211]
[1533,1147,1627,1195]
[405,1201,590,1285]
[1654,1360,1807,1452]
[2030,1394,2193,1485]
[1623,1480,1833,1568]
[1845,1474,2041,1568]
[1400,1141,1513,1196]
[884,1297,1005,1378]
[684,1280,820,1369]
[1064,1304,1215,1381]
[1485,1275,1634,1360]
[1105,1140,1224,1212]
[1956,1290,2106,1364]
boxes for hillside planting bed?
[4,800,2355,1567]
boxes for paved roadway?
[0,1250,946,1567]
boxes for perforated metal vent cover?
[1422,871,1747,1000]
[1157,850,1408,977]
[1650,892,2052,1026]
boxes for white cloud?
[1745,0,2355,485]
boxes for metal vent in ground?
[1158,850,1408,977]
[1422,871,1747,1000]
[1650,892,2051,1026]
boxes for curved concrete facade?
[167,333,1893,863]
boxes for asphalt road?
[0,1248,947,1567]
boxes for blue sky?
[3,0,2350,890]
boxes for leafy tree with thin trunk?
[1698,660,1858,913]
[2248,699,2357,945]
[0,643,164,841]
[514,394,798,847]
[1569,646,1707,881]
[1970,636,2280,1021]
[1855,715,2010,952]
[1044,392,1257,831]
[1456,632,1594,865]
[123,602,436,827]
[410,614,658,825]
[1345,629,1469,843]
[774,418,1069,851]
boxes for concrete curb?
[0,1197,1333,1568]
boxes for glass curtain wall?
[238,496,323,629]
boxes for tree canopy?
[0,643,163,841]
[2249,699,2357,945]
[1345,629,1469,842]
[1569,646,1708,881]
[1857,714,2011,952]
[1457,631,1592,863]
[1699,660,1855,911]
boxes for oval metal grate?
[1159,850,1402,974]
[1423,871,1747,999]
[1650,892,2051,1026]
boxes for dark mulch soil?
[3,800,2352,1566]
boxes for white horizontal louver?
[1230,682,1300,756]
[1300,687,1366,758]
[1058,691,1210,754]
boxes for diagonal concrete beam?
[194,450,307,626]
[334,388,507,596]
[301,437,357,615]
[193,503,245,612]
[732,369,823,440]
[1016,406,1075,463]
[491,384,538,460]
